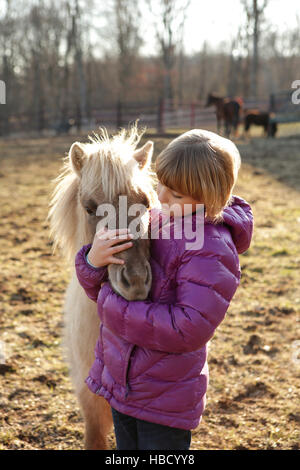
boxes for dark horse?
[244,110,277,138]
[205,93,242,138]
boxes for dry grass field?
[0,128,299,450]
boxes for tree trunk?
[250,0,259,97]
[71,1,87,130]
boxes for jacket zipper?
[124,344,136,399]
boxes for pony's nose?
[120,263,151,299]
[120,266,130,288]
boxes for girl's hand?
[87,228,134,268]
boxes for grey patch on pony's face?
[108,237,152,301]
[106,195,152,301]
[79,171,153,301]
[85,189,152,301]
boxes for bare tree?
[0,0,17,134]
[227,27,247,97]
[17,1,66,131]
[241,0,269,97]
[262,18,300,94]
[65,0,87,130]
[21,1,48,132]
[176,1,190,104]
[146,0,191,104]
[113,0,142,104]
[227,38,239,97]
[197,41,208,101]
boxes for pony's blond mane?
[48,125,157,263]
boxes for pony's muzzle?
[118,262,152,301]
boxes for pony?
[244,110,277,138]
[48,125,159,449]
[205,93,242,138]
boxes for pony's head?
[49,125,159,301]
[205,93,214,107]
[205,93,222,107]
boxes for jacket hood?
[221,195,254,254]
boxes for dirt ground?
[0,128,299,450]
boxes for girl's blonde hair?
[155,129,241,224]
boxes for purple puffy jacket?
[75,195,254,430]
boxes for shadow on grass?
[236,133,300,193]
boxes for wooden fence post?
[269,93,275,112]
[117,100,122,129]
[190,102,195,128]
[157,98,164,134]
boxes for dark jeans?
[111,407,191,450]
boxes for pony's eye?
[85,207,95,216]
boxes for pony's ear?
[133,141,154,170]
[69,142,87,176]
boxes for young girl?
[75,129,254,450]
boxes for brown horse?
[205,93,242,138]
[244,110,277,138]
[48,125,159,449]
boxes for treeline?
[0,0,300,134]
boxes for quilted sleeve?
[97,248,239,353]
[75,244,108,303]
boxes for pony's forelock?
[82,125,156,202]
